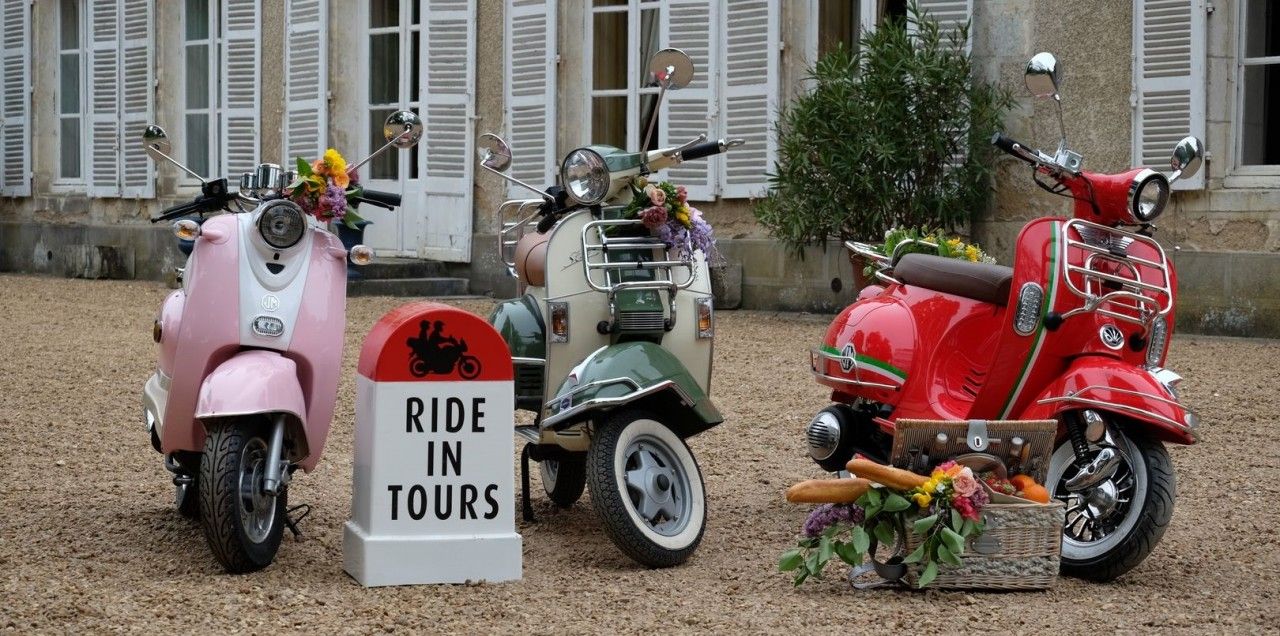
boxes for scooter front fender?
[1019,356,1197,444]
[542,341,722,438]
[196,350,314,465]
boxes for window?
[181,0,259,183]
[57,0,85,182]
[817,0,861,59]
[184,0,215,178]
[589,0,663,152]
[365,0,421,182]
[1240,0,1280,166]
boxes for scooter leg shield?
[195,350,309,460]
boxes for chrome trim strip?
[511,356,546,366]
[541,378,692,429]
[809,348,900,391]
[1035,384,1197,435]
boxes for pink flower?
[952,468,979,498]
[676,185,688,203]
[647,185,666,206]
[952,495,980,521]
[639,205,668,230]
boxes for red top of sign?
[357,302,514,382]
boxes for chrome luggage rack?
[1058,219,1172,330]
[845,238,940,286]
[809,347,900,391]
[497,198,546,278]
[580,217,698,326]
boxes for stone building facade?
[0,0,1275,335]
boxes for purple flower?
[320,183,347,215]
[802,503,865,538]
[970,485,990,510]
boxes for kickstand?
[285,503,311,539]
[521,444,536,523]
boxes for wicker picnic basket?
[891,419,1065,590]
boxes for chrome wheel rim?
[237,437,276,544]
[540,459,559,489]
[1046,434,1147,559]
[620,433,692,537]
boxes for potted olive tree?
[754,4,1012,280]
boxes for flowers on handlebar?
[622,179,720,262]
[287,148,367,229]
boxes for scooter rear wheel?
[586,409,706,567]
[540,454,587,507]
[198,420,287,574]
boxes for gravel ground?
[1,274,1277,634]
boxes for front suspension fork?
[262,414,289,496]
[1064,410,1129,492]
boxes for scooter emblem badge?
[1099,324,1124,350]
[261,294,280,312]
[840,343,856,373]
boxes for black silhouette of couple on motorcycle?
[406,320,481,379]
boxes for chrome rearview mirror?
[1025,52,1061,98]
[1169,136,1204,181]
[648,48,694,90]
[348,110,425,175]
[477,133,513,172]
[383,110,424,149]
[141,124,206,183]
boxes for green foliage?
[753,3,1014,254]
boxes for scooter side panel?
[1019,356,1196,444]
[542,210,611,418]
[668,252,713,395]
[286,228,349,471]
[161,214,243,453]
[817,294,914,404]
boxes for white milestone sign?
[344,303,521,586]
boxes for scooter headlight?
[560,148,609,205]
[257,200,306,249]
[1145,315,1168,367]
[1128,169,1170,223]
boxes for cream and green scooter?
[477,49,741,567]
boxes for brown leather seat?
[894,253,1014,306]
[514,231,550,287]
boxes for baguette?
[785,477,872,504]
[846,458,929,491]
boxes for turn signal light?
[349,244,374,266]
[695,296,714,339]
[549,302,569,343]
[173,219,200,241]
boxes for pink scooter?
[139,112,423,573]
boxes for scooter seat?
[894,253,1014,306]
[514,231,550,287]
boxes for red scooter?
[802,53,1204,581]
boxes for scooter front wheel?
[1045,426,1174,581]
[586,410,706,567]
[539,453,587,507]
[198,420,287,573]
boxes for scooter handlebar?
[991,132,1041,165]
[681,138,735,161]
[351,188,401,210]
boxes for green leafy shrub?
[754,3,1013,254]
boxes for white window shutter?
[913,0,973,53]
[505,0,556,199]
[221,0,260,177]
[662,0,717,201]
[0,0,30,196]
[1133,0,1205,190]
[88,0,121,197]
[421,0,475,261]
[283,0,327,162]
[720,0,778,199]
[119,0,154,198]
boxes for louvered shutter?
[88,0,121,197]
[1133,0,1205,190]
[221,0,259,177]
[283,0,327,162]
[720,0,778,199]
[421,0,474,261]
[662,0,716,201]
[119,0,153,198]
[913,0,973,53]
[505,0,556,198]
[0,0,29,196]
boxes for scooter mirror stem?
[639,79,673,172]
[346,130,415,176]
[479,163,555,203]
[147,145,208,185]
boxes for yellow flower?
[322,149,350,188]
[922,477,940,493]
[946,238,962,249]
[676,209,691,227]
[965,245,980,262]
[913,492,932,508]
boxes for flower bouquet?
[287,148,367,230]
[620,179,719,262]
[780,461,988,588]
[863,226,995,277]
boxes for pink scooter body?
[144,209,347,471]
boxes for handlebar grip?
[150,199,209,223]
[358,189,401,208]
[681,140,727,161]
[991,132,1037,165]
